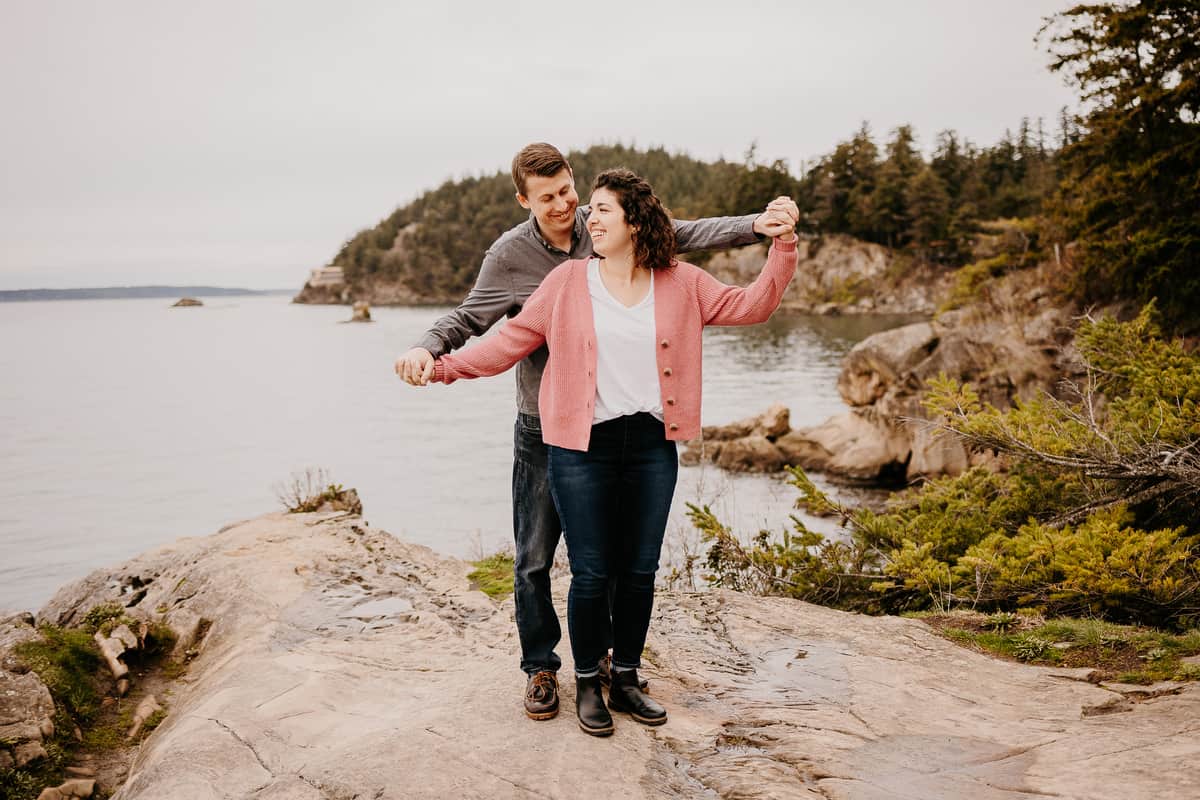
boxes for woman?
[426,169,797,736]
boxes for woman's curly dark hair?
[591,168,677,270]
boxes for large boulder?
[680,404,790,471]
[0,613,57,770]
[777,410,912,482]
[837,322,938,407]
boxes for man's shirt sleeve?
[413,248,517,357]
[673,214,761,254]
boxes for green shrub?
[986,612,1019,632]
[694,307,1199,628]
[1012,635,1053,662]
[467,554,515,599]
[14,626,103,722]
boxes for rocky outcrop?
[20,511,1197,799]
[291,281,350,305]
[703,234,954,315]
[688,261,1080,483]
[680,404,791,472]
[800,265,1077,482]
[35,778,95,799]
[170,297,202,307]
[348,301,372,322]
[0,613,57,770]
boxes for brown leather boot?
[524,671,559,720]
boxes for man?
[395,142,798,720]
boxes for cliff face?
[22,511,1199,799]
[703,234,954,315]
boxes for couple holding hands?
[396,143,798,736]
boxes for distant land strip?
[0,286,293,301]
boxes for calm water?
[0,296,916,612]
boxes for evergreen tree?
[906,166,953,259]
[808,122,880,237]
[1041,0,1200,332]
[844,123,882,240]
[869,125,921,247]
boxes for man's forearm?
[673,214,761,254]
[411,257,515,356]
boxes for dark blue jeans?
[513,413,564,675]
[547,413,678,676]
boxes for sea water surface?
[0,295,918,611]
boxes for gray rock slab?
[35,512,1197,800]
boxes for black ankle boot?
[607,668,666,725]
[575,674,614,736]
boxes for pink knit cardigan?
[433,236,798,451]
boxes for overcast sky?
[0,1,1080,290]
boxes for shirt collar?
[530,208,587,255]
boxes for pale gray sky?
[0,1,1078,290]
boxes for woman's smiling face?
[586,187,634,258]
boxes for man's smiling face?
[517,168,579,241]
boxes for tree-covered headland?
[694,1,1200,646]
[328,123,1059,301]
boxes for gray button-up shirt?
[414,206,761,415]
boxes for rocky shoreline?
[3,510,1196,799]
[683,256,1080,484]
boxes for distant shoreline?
[0,286,293,302]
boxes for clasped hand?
[753,196,799,239]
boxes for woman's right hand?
[759,196,797,239]
[395,347,435,386]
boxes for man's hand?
[753,196,799,239]
[394,347,435,386]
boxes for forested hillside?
[324,126,1061,302]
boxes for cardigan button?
[660,338,669,348]
[666,397,676,406]
[668,423,679,431]
[662,367,672,376]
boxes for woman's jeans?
[547,413,678,675]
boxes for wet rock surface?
[32,512,1199,799]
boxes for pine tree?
[906,166,953,258]
[870,125,921,248]
[1041,0,1200,333]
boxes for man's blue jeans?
[547,413,678,676]
[513,413,566,675]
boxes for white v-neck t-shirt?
[586,258,663,424]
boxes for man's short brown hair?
[511,143,571,196]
